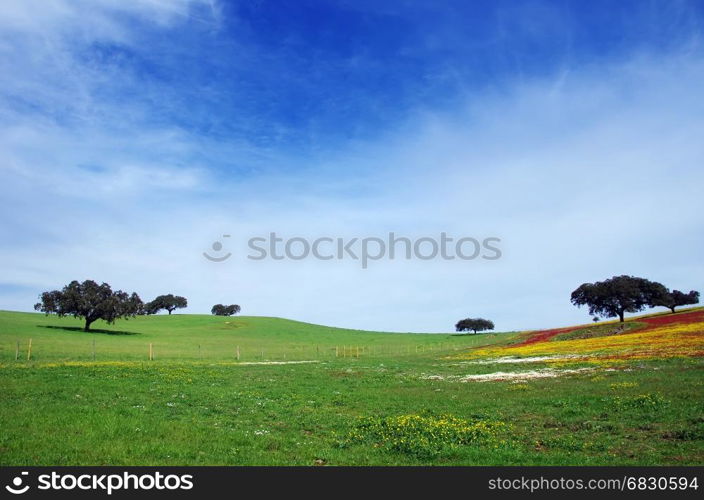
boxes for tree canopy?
[145,294,188,315]
[570,275,669,322]
[211,304,241,316]
[455,317,494,334]
[34,280,143,331]
[651,289,700,313]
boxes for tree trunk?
[670,306,676,313]
[84,318,94,332]
[168,309,172,315]
[618,310,624,323]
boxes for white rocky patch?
[420,367,594,383]
[458,354,587,365]
[234,360,319,366]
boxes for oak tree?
[34,280,143,331]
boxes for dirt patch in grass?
[552,322,646,342]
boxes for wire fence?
[4,337,488,363]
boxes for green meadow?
[1,311,702,465]
[0,311,506,362]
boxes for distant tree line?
[571,275,699,322]
[454,275,698,333]
[35,276,699,335]
[35,279,242,331]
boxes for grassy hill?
[462,306,704,362]
[0,308,702,466]
[0,310,513,362]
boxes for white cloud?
[0,0,213,33]
[0,3,702,332]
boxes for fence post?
[236,345,240,361]
[335,346,339,357]
[92,338,96,361]
[27,339,32,361]
[149,343,153,361]
[15,341,19,361]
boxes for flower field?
[1,309,702,465]
[461,308,704,363]
[344,413,509,458]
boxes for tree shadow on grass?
[38,325,141,336]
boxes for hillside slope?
[0,311,512,362]
[461,307,704,363]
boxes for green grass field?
[1,311,702,465]
[0,311,509,362]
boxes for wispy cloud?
[1,1,702,331]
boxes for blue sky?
[1,0,703,331]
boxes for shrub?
[609,382,638,390]
[346,413,508,458]
[609,393,669,411]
